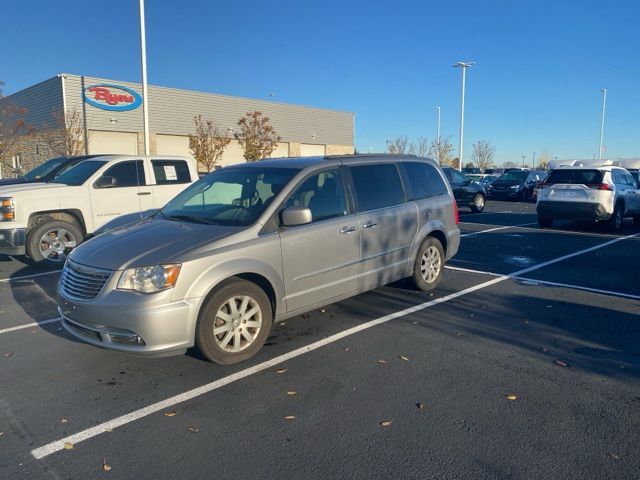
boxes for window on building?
[152,160,192,185]
[101,161,146,188]
[402,162,449,199]
[349,164,405,211]
[285,169,348,222]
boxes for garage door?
[156,134,193,158]
[88,130,138,155]
[300,144,325,157]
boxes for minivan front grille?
[59,261,111,301]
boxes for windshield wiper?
[164,214,217,225]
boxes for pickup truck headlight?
[117,264,181,293]
[0,197,15,221]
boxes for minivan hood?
[69,217,242,270]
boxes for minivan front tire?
[195,278,273,365]
[411,237,444,292]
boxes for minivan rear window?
[545,169,603,186]
[350,164,405,211]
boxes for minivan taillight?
[598,183,611,191]
[453,201,459,225]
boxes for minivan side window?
[152,160,191,184]
[99,161,146,188]
[402,162,449,199]
[286,169,348,222]
[350,164,405,211]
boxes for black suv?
[442,167,487,212]
[0,155,102,186]
[487,170,545,201]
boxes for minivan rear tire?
[411,237,444,292]
[195,278,273,365]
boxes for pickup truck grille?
[59,261,111,301]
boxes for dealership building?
[0,74,354,177]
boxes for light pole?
[139,0,150,155]
[532,151,536,168]
[435,106,441,162]
[453,62,475,170]
[522,155,526,167]
[598,88,607,160]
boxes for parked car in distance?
[442,167,487,212]
[484,168,504,175]
[0,155,198,265]
[57,154,461,364]
[487,170,545,201]
[536,165,640,230]
[0,155,106,187]
[628,168,639,183]
[465,173,499,188]
[462,167,481,174]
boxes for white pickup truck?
[0,155,198,266]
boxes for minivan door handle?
[363,221,378,229]
[340,226,357,234]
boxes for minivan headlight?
[117,264,181,293]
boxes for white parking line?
[0,270,61,284]
[446,265,640,300]
[30,231,639,460]
[460,222,537,237]
[0,317,61,335]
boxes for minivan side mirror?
[94,176,117,189]
[281,206,312,227]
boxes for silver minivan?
[58,155,460,364]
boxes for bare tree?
[502,161,517,168]
[408,137,431,157]
[234,111,281,162]
[37,109,85,157]
[386,135,410,154]
[0,98,32,175]
[188,115,231,172]
[429,136,455,166]
[471,140,495,172]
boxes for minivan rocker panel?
[58,155,460,364]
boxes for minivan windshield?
[53,160,106,186]
[22,157,68,181]
[160,167,299,226]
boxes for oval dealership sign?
[82,84,142,111]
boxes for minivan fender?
[404,220,449,277]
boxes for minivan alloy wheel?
[39,227,77,263]
[213,295,262,352]
[421,246,442,283]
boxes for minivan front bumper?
[58,287,198,357]
[0,228,26,256]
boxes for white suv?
[0,155,198,266]
[536,165,640,231]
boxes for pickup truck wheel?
[469,194,485,213]
[26,220,84,266]
[411,237,444,292]
[196,278,272,365]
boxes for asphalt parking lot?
[1,200,639,479]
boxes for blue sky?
[2,0,639,164]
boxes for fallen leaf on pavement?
[275,368,287,374]
[286,391,297,396]
[0,432,4,436]
[63,442,74,450]
[163,411,177,417]
[3,352,13,358]
[416,402,425,411]
[187,425,199,433]
[607,452,619,460]
[380,420,392,427]
[103,458,112,471]
[456,332,466,337]
[105,428,113,433]
[320,309,326,313]
[506,395,518,401]
[284,415,296,421]
[554,359,570,368]
[60,417,68,424]
[344,347,350,351]
[542,347,548,353]
[399,355,409,362]
[377,359,387,364]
